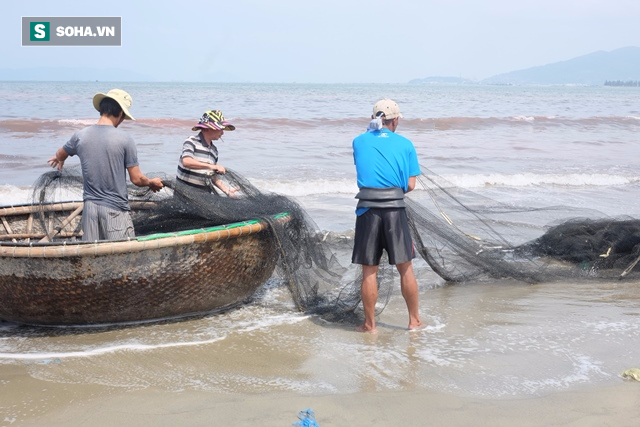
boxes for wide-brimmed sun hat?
[192,110,236,132]
[372,99,403,120]
[92,89,135,120]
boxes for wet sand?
[2,372,640,426]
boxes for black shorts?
[351,208,415,265]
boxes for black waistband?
[355,187,405,209]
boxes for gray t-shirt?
[63,125,139,211]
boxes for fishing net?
[26,164,640,325]
[29,166,360,320]
[408,169,640,282]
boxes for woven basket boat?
[0,201,286,326]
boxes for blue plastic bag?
[292,408,320,427]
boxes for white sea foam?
[0,184,84,206]
[0,313,308,362]
[520,355,609,392]
[2,173,636,205]
[511,115,535,122]
[443,173,640,189]
[0,337,227,361]
[250,173,640,196]
[251,177,358,196]
[57,119,95,127]
[0,184,32,205]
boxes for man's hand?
[48,155,65,170]
[148,177,164,192]
[212,165,227,174]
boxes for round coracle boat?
[0,201,287,326]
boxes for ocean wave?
[2,115,639,134]
[0,184,32,205]
[0,119,93,133]
[1,174,638,204]
[57,119,97,127]
[237,173,640,195]
[0,183,82,205]
[251,177,358,196]
[511,116,537,122]
[444,173,640,188]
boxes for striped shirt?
[176,132,219,189]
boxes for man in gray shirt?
[48,89,163,241]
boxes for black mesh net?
[26,165,640,325]
[408,169,640,282]
[29,166,361,321]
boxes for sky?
[2,0,640,83]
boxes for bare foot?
[408,321,424,330]
[356,324,377,333]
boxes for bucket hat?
[192,110,235,131]
[93,89,135,120]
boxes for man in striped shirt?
[176,110,237,196]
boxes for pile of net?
[28,165,640,323]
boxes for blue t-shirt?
[352,128,421,215]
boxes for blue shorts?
[351,208,415,265]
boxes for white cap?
[372,99,403,119]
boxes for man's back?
[63,125,139,211]
[352,128,420,192]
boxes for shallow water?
[1,276,639,404]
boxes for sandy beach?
[2,371,640,426]
[3,277,640,427]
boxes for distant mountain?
[482,46,640,85]
[0,67,154,82]
[409,76,473,85]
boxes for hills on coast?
[411,46,640,86]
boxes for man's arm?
[211,176,238,197]
[181,157,226,174]
[127,165,164,192]
[48,148,70,170]
[407,176,417,193]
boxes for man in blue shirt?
[352,99,423,333]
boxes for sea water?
[0,82,639,409]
